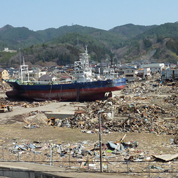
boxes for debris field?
[0,76,178,176]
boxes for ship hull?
[6,78,126,101]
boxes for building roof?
[39,75,52,81]
[60,76,71,79]
[0,68,5,72]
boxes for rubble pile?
[164,94,178,106]
[0,98,58,108]
[0,98,13,113]
[174,135,178,144]
[1,137,143,170]
[54,95,178,135]
[0,138,143,163]
[21,101,52,108]
[4,111,48,125]
[122,80,178,96]
[0,97,58,113]
[1,135,177,173]
[0,83,7,93]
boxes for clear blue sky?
[0,0,178,31]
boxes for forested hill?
[0,24,132,50]
[0,24,157,50]
[0,22,178,68]
[109,23,157,39]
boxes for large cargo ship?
[5,48,126,101]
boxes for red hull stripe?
[24,86,124,95]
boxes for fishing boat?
[5,47,126,101]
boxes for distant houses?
[1,60,178,83]
[2,48,17,53]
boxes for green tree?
[143,39,152,48]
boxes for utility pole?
[98,110,104,172]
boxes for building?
[140,63,165,73]
[23,69,47,81]
[137,68,151,79]
[3,48,17,53]
[103,67,118,79]
[38,75,57,82]
[161,69,178,81]
[0,69,9,83]
[144,67,151,78]
[124,68,137,82]
[59,76,72,82]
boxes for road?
[0,162,138,178]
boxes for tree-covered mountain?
[0,24,128,51]
[0,22,178,68]
[8,33,113,68]
[118,23,178,63]
[0,25,44,50]
[109,23,157,39]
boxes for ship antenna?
[19,48,21,66]
[85,45,88,54]
[19,48,21,79]
[23,57,25,65]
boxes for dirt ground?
[0,123,175,154]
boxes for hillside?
[109,23,157,39]
[119,23,178,63]
[0,22,178,67]
[8,33,113,68]
[0,25,44,50]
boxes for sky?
[0,0,178,31]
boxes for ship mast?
[20,57,29,83]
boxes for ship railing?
[17,80,74,85]
[5,79,18,82]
